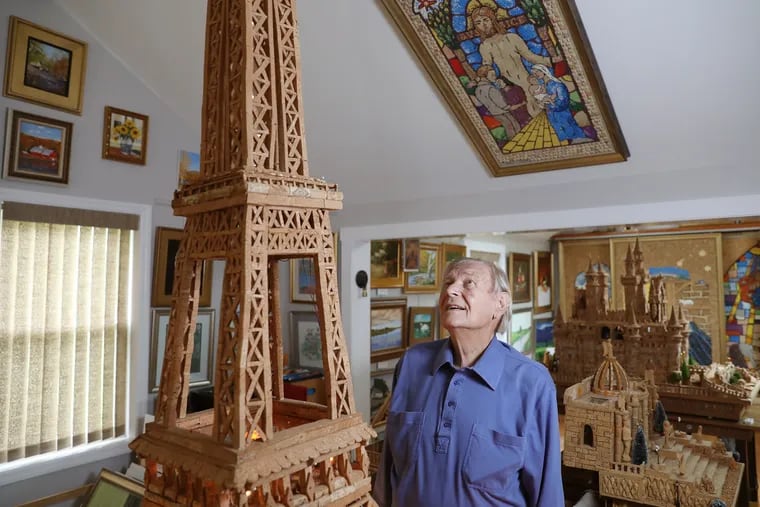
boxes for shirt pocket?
[386,410,425,475]
[463,424,525,493]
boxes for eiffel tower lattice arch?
[130,0,377,505]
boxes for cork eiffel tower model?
[130,1,376,505]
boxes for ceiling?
[55,0,760,228]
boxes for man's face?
[438,262,507,336]
[473,14,495,37]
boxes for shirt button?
[443,422,451,428]
[448,401,456,407]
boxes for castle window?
[600,326,610,340]
[583,424,594,446]
[615,326,624,340]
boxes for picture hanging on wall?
[380,0,628,177]
[3,16,88,114]
[371,239,403,288]
[151,227,213,307]
[404,243,441,293]
[510,309,534,357]
[177,149,201,187]
[533,250,553,313]
[408,306,436,345]
[3,109,72,184]
[102,106,149,165]
[370,298,408,362]
[509,252,532,303]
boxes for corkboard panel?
[722,232,760,270]
[611,234,724,362]
[557,239,612,318]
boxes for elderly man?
[373,257,563,506]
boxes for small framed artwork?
[534,318,554,363]
[510,309,534,357]
[470,250,501,266]
[408,307,436,345]
[149,308,215,392]
[509,252,532,303]
[102,106,149,165]
[151,227,213,307]
[290,311,323,370]
[84,469,143,506]
[370,368,395,423]
[533,251,553,313]
[178,149,201,187]
[291,257,317,303]
[442,243,467,265]
[404,243,441,293]
[403,238,420,271]
[370,298,408,362]
[3,16,88,114]
[371,239,403,288]
[4,109,72,184]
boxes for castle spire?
[668,306,678,327]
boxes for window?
[583,424,594,447]
[0,202,137,464]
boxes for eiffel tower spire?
[130,1,375,504]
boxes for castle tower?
[633,238,649,317]
[598,261,610,314]
[585,258,600,317]
[648,275,666,322]
[621,244,638,321]
[129,2,375,505]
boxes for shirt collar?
[432,337,506,391]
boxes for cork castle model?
[129,1,376,505]
[563,342,743,506]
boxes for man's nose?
[447,283,462,296]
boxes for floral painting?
[382,0,628,176]
[102,106,149,165]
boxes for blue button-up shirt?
[372,338,564,506]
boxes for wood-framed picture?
[3,109,72,184]
[84,469,143,506]
[381,0,628,177]
[533,250,553,313]
[408,306,436,345]
[149,308,215,392]
[534,317,554,362]
[151,227,213,307]
[102,106,149,165]
[370,368,395,423]
[371,239,403,288]
[291,257,317,303]
[3,16,88,115]
[403,238,420,271]
[509,252,531,303]
[404,243,441,293]
[177,149,201,187]
[510,308,534,357]
[290,311,323,370]
[371,298,408,362]
[442,243,467,265]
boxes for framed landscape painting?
[371,239,403,288]
[381,0,628,177]
[4,109,72,184]
[3,16,88,114]
[510,309,533,356]
[408,306,436,344]
[404,243,441,293]
[370,298,408,362]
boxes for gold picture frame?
[4,16,88,114]
[404,243,441,293]
[533,250,553,314]
[381,0,628,177]
[371,239,404,288]
[4,109,72,184]
[151,227,213,307]
[102,106,149,165]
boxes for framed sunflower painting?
[102,106,149,165]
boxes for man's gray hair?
[442,257,512,333]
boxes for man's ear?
[497,291,510,313]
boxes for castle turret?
[621,244,639,320]
[633,238,649,317]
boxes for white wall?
[0,1,199,503]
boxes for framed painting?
[510,308,533,356]
[370,368,395,423]
[290,311,323,370]
[177,149,201,187]
[151,227,213,307]
[371,239,403,288]
[442,243,467,265]
[404,243,441,293]
[3,16,88,114]
[533,250,553,313]
[84,469,143,506]
[408,306,437,345]
[3,109,72,184]
[149,308,215,392]
[381,0,628,177]
[509,252,531,303]
[102,106,149,165]
[470,250,501,266]
[534,317,554,362]
[291,257,317,303]
[371,298,408,362]
[403,238,420,271]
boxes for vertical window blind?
[0,202,137,464]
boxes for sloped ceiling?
[56,0,760,227]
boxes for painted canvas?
[724,242,760,368]
[382,0,628,176]
[534,318,553,362]
[510,309,533,356]
[178,149,201,187]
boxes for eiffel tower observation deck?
[130,1,376,505]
